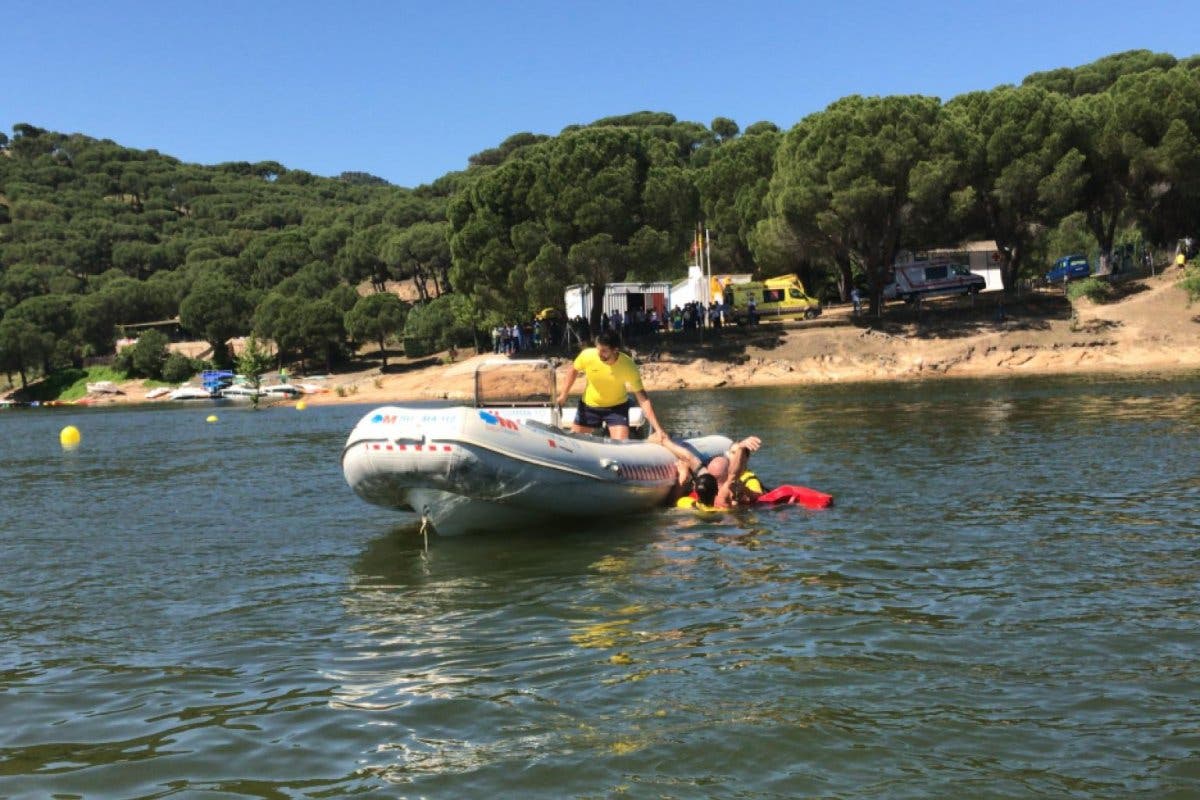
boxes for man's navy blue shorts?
[574,398,631,428]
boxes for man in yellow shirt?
[555,332,665,440]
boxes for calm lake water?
[2,374,1199,799]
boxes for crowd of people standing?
[490,299,738,358]
[490,318,564,354]
[587,300,733,338]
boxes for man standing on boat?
[556,331,665,440]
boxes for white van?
[882,262,985,303]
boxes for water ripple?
[3,382,1200,797]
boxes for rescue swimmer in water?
[653,432,833,511]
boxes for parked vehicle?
[723,275,821,323]
[1046,254,1091,283]
[882,261,986,303]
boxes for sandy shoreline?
[12,270,1200,409]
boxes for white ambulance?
[882,261,985,303]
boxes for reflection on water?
[2,376,1200,797]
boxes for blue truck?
[1046,254,1090,283]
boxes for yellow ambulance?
[723,275,822,324]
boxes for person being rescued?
[654,432,833,511]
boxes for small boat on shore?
[220,384,266,401]
[167,386,216,400]
[341,359,731,535]
[261,383,304,398]
[85,381,124,395]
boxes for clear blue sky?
[5,1,1195,188]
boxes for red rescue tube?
[755,485,834,509]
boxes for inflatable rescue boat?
[340,359,730,535]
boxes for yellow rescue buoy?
[60,425,81,449]
[295,400,307,411]
[206,415,218,423]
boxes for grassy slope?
[14,366,167,402]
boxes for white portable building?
[564,281,674,320]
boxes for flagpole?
[696,224,703,327]
[704,226,713,329]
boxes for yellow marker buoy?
[60,425,81,449]
[295,400,307,411]
[206,414,218,423]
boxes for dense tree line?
[0,123,456,385]
[2,50,1198,386]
